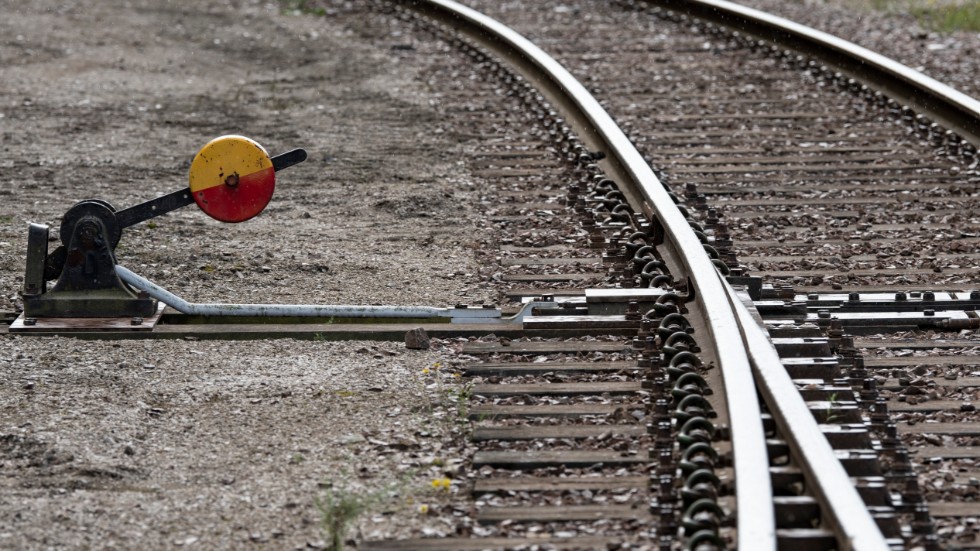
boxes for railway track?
[3,0,979,549]
[346,0,979,549]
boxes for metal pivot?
[23,203,156,318]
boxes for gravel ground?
[0,0,488,548]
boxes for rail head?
[644,0,980,147]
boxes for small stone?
[143,364,155,370]
[124,444,135,456]
[962,403,976,412]
[340,434,365,444]
[405,328,430,350]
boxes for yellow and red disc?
[189,135,275,222]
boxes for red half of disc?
[192,166,276,222]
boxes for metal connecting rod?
[115,265,550,324]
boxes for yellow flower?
[422,368,431,375]
[430,477,451,490]
[418,504,429,514]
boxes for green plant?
[916,2,980,32]
[281,0,327,16]
[826,392,843,423]
[449,380,474,423]
[850,0,980,32]
[316,472,416,551]
[316,488,375,551]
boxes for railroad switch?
[18,136,307,324]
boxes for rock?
[405,328,430,350]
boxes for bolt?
[131,316,143,326]
[626,301,641,321]
[24,317,37,326]
[848,292,859,302]
[817,309,831,319]
[224,172,240,188]
[895,292,907,301]
[924,309,935,316]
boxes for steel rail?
[644,0,980,148]
[393,0,891,549]
[395,0,781,547]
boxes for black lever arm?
[113,149,307,229]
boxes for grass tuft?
[316,488,374,551]
[855,0,980,32]
[281,0,328,17]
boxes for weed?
[281,0,328,17]
[917,2,980,32]
[845,0,980,32]
[448,380,474,423]
[0,215,13,224]
[826,392,843,423]
[316,472,417,551]
[316,487,375,551]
